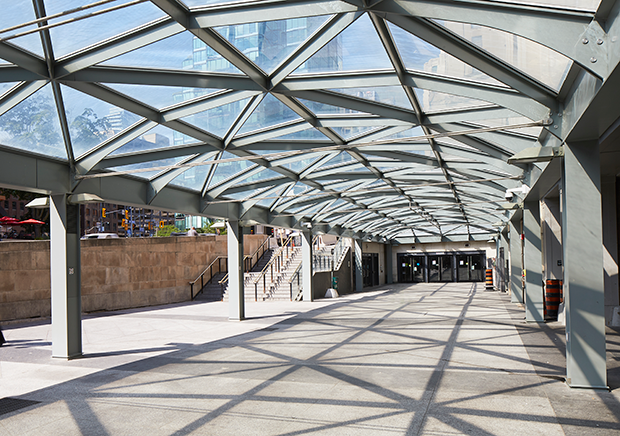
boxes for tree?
[0,94,62,154]
[70,108,111,150]
[156,225,180,237]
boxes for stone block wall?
[0,234,268,321]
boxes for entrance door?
[440,255,453,282]
[412,256,426,282]
[457,254,470,281]
[362,253,379,287]
[456,253,484,282]
[428,255,440,282]
[398,254,413,282]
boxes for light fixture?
[25,197,49,208]
[67,193,104,204]
[507,146,563,165]
[496,203,522,210]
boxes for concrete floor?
[1,282,620,435]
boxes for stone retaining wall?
[0,234,268,321]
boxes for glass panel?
[256,185,288,208]
[61,84,140,158]
[470,116,543,137]
[327,86,413,110]
[207,151,256,188]
[0,84,65,158]
[280,156,319,173]
[0,3,42,56]
[332,126,378,140]
[415,88,491,113]
[182,97,250,138]
[243,168,282,184]
[271,128,330,140]
[169,161,213,191]
[111,124,195,155]
[0,82,21,97]
[388,22,506,86]
[315,151,355,170]
[214,16,329,73]
[436,20,571,91]
[490,0,600,11]
[237,93,301,135]
[294,13,393,74]
[101,31,242,74]
[108,156,188,180]
[181,0,253,7]
[46,0,165,59]
[297,98,365,116]
[380,126,426,141]
[103,84,219,110]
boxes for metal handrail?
[218,236,272,288]
[253,235,294,284]
[244,236,271,272]
[252,235,296,301]
[189,256,227,300]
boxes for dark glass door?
[412,256,426,282]
[456,253,484,282]
[428,255,440,282]
[440,255,453,281]
[457,254,469,281]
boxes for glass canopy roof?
[0,0,603,243]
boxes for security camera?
[505,191,514,200]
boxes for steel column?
[510,221,524,304]
[562,140,607,389]
[523,200,544,322]
[227,220,245,321]
[354,239,363,292]
[385,243,393,285]
[50,195,82,359]
[301,229,313,302]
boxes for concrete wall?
[0,234,268,322]
[313,249,353,299]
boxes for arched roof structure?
[1,0,620,243]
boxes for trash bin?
[332,276,338,290]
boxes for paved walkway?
[1,282,620,435]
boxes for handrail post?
[190,282,194,300]
[255,283,257,302]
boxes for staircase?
[193,272,227,302]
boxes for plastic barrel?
[545,279,562,320]
[485,269,493,290]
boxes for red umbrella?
[18,219,45,225]
[0,217,19,224]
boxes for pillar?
[385,243,393,284]
[227,220,244,321]
[510,221,523,303]
[354,238,363,292]
[50,194,82,359]
[602,175,619,325]
[562,140,606,389]
[301,229,313,302]
[541,196,563,281]
[523,200,544,322]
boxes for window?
[12,201,16,209]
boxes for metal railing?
[244,237,272,272]
[219,236,273,293]
[189,256,227,300]
[253,235,296,301]
[288,263,303,301]
[333,237,350,270]
[312,237,350,273]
